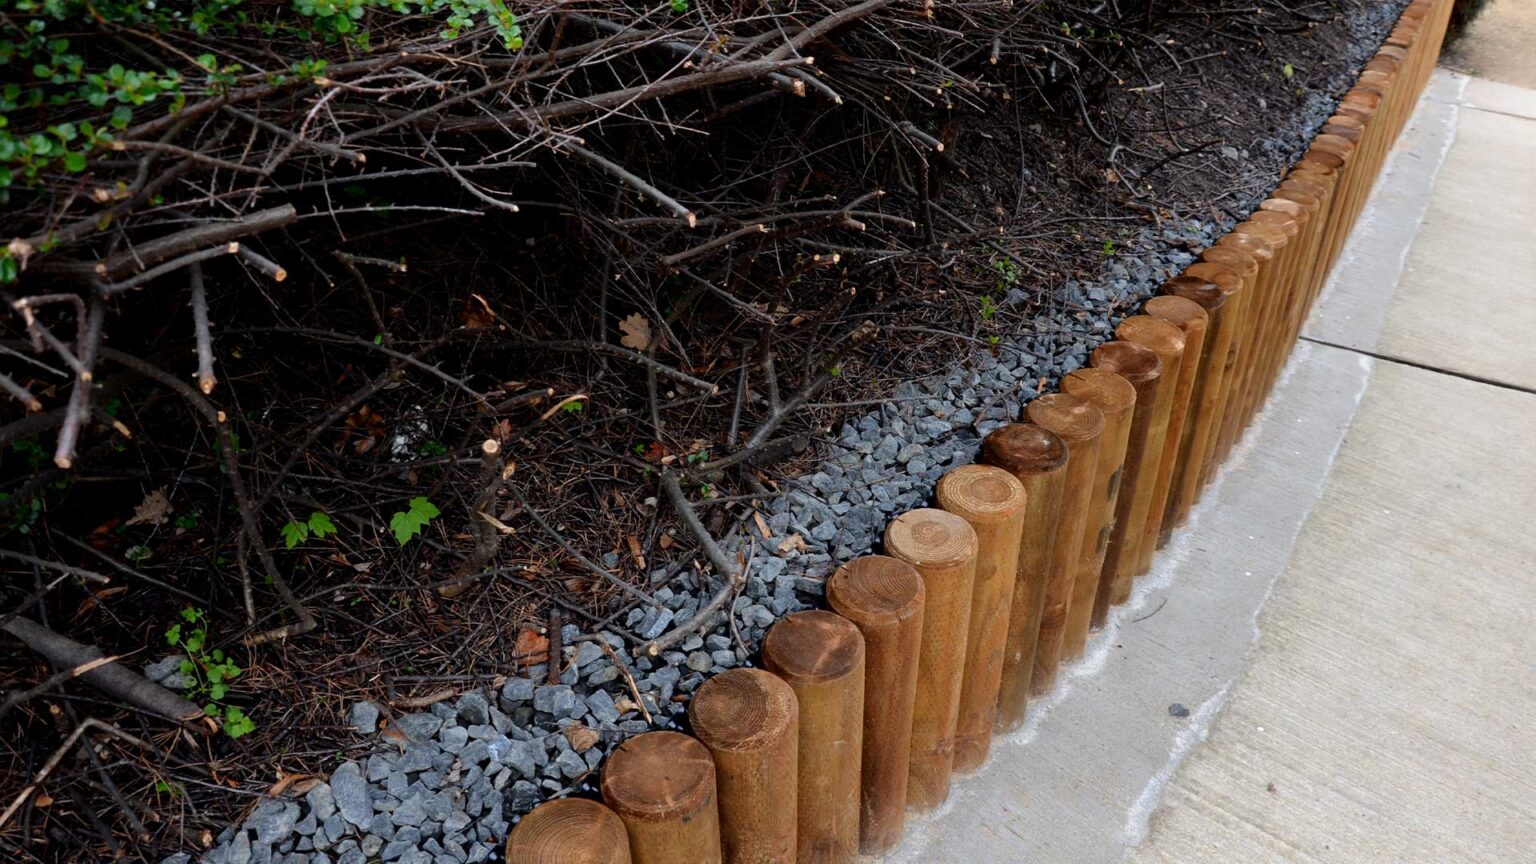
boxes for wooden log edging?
[504,3,1452,861]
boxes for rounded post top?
[1089,339,1163,385]
[1116,315,1187,359]
[1161,276,1226,311]
[601,731,716,822]
[1025,392,1105,443]
[689,667,797,753]
[884,507,978,569]
[506,798,631,864]
[982,423,1070,475]
[1061,367,1137,415]
[761,610,865,685]
[1146,294,1210,331]
[827,555,925,626]
[936,464,1028,524]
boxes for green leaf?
[63,151,86,172]
[389,496,440,546]
[670,0,689,12]
[280,520,309,549]
[178,659,194,675]
[165,624,181,646]
[1282,63,1294,78]
[209,683,227,700]
[223,706,256,738]
[307,511,337,539]
[180,608,200,623]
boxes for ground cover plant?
[0,0,1405,858]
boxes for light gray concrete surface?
[1129,356,1536,864]
[1374,98,1536,390]
[880,66,1536,864]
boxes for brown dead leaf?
[267,773,323,798]
[125,487,172,527]
[778,534,808,554]
[33,793,53,808]
[514,627,550,666]
[462,294,498,329]
[625,535,645,569]
[563,723,601,753]
[657,532,674,550]
[753,512,771,540]
[618,313,652,350]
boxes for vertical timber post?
[935,464,1028,772]
[1059,367,1136,638]
[602,731,723,864]
[1024,394,1105,664]
[1088,340,1165,610]
[981,424,1069,730]
[689,668,799,864]
[883,509,978,811]
[825,556,924,855]
[761,611,865,864]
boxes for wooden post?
[760,611,865,864]
[1144,293,1210,549]
[825,556,924,855]
[1112,316,1187,581]
[1181,262,1244,499]
[1087,341,1165,611]
[1159,277,1231,534]
[883,508,977,812]
[507,798,633,864]
[1023,394,1105,665]
[689,668,799,864]
[935,465,1027,772]
[981,424,1069,730]
[602,731,722,864]
[1059,368,1135,638]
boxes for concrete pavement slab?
[1377,102,1536,390]
[1130,360,1536,863]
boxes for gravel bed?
[167,4,1405,861]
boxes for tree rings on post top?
[1162,276,1227,312]
[690,668,797,754]
[1090,340,1163,384]
[1025,393,1105,444]
[935,465,1027,526]
[982,423,1068,475]
[1144,295,1208,331]
[827,555,925,626]
[883,508,978,569]
[506,797,632,864]
[600,731,716,823]
[1062,368,1137,416]
[762,610,865,685]
[1115,316,1186,361]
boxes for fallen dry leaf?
[125,487,171,527]
[625,535,645,569]
[753,512,771,540]
[778,534,808,554]
[563,723,600,753]
[618,313,652,350]
[514,627,550,666]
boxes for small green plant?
[125,544,152,563]
[164,608,253,739]
[389,496,439,546]
[827,364,842,378]
[992,258,1020,289]
[1281,62,1295,78]
[561,400,584,413]
[279,510,338,549]
[979,294,997,321]
[1102,239,1115,256]
[670,0,689,12]
[418,440,449,457]
[987,335,1001,347]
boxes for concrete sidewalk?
[881,65,1536,864]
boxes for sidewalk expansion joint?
[1299,334,1536,396]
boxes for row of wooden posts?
[505,2,1453,861]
